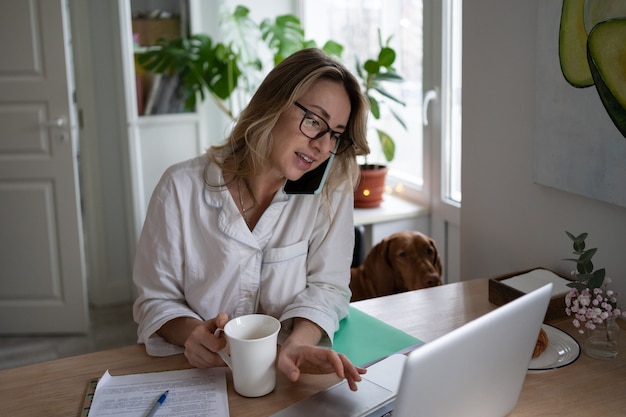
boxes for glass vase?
[585,317,620,360]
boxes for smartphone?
[282,154,335,195]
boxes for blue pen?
[145,390,168,417]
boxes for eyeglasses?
[294,102,353,155]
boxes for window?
[301,0,425,190]
[302,0,462,207]
[442,0,462,204]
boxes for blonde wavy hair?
[207,48,370,199]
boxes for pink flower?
[565,284,626,330]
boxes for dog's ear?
[388,237,409,292]
[430,238,443,276]
[362,237,396,296]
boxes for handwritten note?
[88,368,229,417]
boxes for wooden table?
[1,278,625,416]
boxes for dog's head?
[364,231,443,295]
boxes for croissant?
[532,327,549,358]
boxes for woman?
[133,48,370,391]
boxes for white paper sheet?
[501,269,571,297]
[88,368,229,417]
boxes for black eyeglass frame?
[294,102,353,155]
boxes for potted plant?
[353,31,406,208]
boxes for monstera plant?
[137,5,341,119]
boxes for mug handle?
[213,328,232,368]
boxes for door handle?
[40,117,68,141]
[40,117,67,127]
[422,88,438,126]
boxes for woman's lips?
[295,152,315,170]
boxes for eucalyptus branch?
[564,231,605,290]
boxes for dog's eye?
[426,248,434,256]
[397,251,408,258]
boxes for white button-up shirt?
[133,156,354,356]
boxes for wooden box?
[132,18,181,47]
[488,267,573,323]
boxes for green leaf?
[575,273,593,282]
[575,232,588,242]
[220,5,262,70]
[377,129,396,162]
[303,39,318,49]
[368,96,381,119]
[208,46,241,100]
[260,14,306,64]
[321,40,344,58]
[567,282,587,290]
[566,231,588,252]
[355,58,365,79]
[389,107,407,130]
[580,248,597,263]
[378,47,396,68]
[137,33,241,111]
[372,84,406,106]
[233,5,250,18]
[588,268,606,289]
[373,71,404,83]
[364,59,380,75]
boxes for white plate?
[528,324,580,372]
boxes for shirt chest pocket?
[260,240,308,314]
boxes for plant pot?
[354,165,388,208]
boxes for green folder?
[333,306,423,367]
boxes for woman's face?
[268,79,351,182]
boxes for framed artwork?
[534,1,626,208]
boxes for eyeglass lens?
[295,102,352,155]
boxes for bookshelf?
[118,0,209,239]
[129,0,188,116]
[130,0,190,116]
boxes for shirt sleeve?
[132,169,203,350]
[278,188,354,346]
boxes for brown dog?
[350,231,443,301]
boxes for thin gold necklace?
[237,179,251,227]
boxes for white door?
[0,0,88,333]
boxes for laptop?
[271,283,553,417]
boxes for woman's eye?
[303,116,320,128]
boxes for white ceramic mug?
[214,314,281,397]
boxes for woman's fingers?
[278,343,366,390]
[183,314,229,368]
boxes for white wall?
[461,0,626,300]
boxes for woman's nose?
[310,132,333,154]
